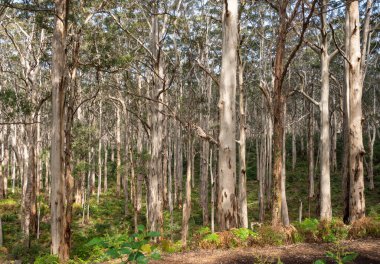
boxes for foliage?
[85,225,160,263]
[34,255,60,264]
[196,226,211,236]
[231,228,258,246]
[199,233,221,249]
[294,218,348,243]
[318,219,348,243]
[11,242,49,264]
[159,240,182,253]
[368,204,380,221]
[255,226,288,246]
[314,244,358,264]
[349,217,380,238]
[294,218,319,242]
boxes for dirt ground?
[150,239,380,264]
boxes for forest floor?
[150,239,380,264]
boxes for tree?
[343,0,373,223]
[218,0,239,230]
[269,0,316,226]
[50,0,68,259]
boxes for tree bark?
[307,90,315,217]
[97,102,102,203]
[50,0,68,260]
[319,0,332,220]
[181,133,192,246]
[218,0,238,230]
[271,3,287,226]
[281,105,289,226]
[347,0,366,223]
[148,3,164,232]
[238,54,248,228]
[116,107,121,196]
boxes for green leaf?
[137,225,145,232]
[121,242,132,248]
[128,251,144,261]
[141,244,152,253]
[342,253,358,263]
[106,248,121,259]
[151,252,161,260]
[130,241,144,250]
[119,247,132,255]
[314,260,326,264]
[147,231,160,238]
[136,255,149,264]
[86,237,103,247]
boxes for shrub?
[349,217,380,238]
[196,226,211,236]
[368,204,380,220]
[199,233,221,249]
[160,240,182,253]
[295,218,319,242]
[34,255,60,264]
[231,228,258,246]
[314,243,358,264]
[318,219,348,243]
[11,242,48,264]
[85,225,161,263]
[256,225,288,246]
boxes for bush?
[256,225,288,246]
[160,240,182,253]
[231,228,258,246]
[196,226,211,236]
[85,224,161,263]
[349,217,380,238]
[368,204,380,220]
[34,255,60,264]
[295,218,319,242]
[11,242,48,264]
[199,233,221,249]
[318,219,348,243]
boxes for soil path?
[151,239,380,264]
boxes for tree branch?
[196,59,219,87]
[329,23,351,67]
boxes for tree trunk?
[238,55,248,228]
[331,99,338,172]
[210,148,215,233]
[97,102,102,203]
[307,92,315,217]
[367,124,376,190]
[271,5,286,226]
[342,7,351,224]
[292,123,297,171]
[50,0,68,260]
[217,0,239,231]
[11,125,17,193]
[181,133,192,246]
[347,0,365,223]
[281,105,289,226]
[319,4,332,220]
[168,129,174,238]
[148,5,164,232]
[104,142,108,193]
[0,218,2,247]
[116,107,121,196]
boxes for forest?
[0,0,379,263]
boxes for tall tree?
[218,0,239,230]
[269,0,316,226]
[50,0,69,260]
